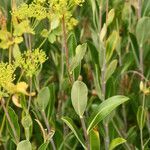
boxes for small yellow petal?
[143,89,150,95]
[12,94,22,108]
[16,82,28,95]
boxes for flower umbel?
[0,63,15,98]
[16,48,47,77]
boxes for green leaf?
[47,84,55,118]
[100,24,107,41]
[107,9,115,26]
[61,117,86,149]
[129,32,139,67]
[106,31,119,61]
[67,32,80,80]
[87,95,129,134]
[88,41,99,65]
[12,44,21,60]
[36,87,50,110]
[137,106,147,129]
[105,59,118,82]
[48,32,56,43]
[90,129,100,150]
[17,140,32,150]
[136,17,150,47]
[13,20,34,36]
[7,107,20,144]
[68,32,77,57]
[93,65,102,100]
[21,114,33,140]
[41,29,49,38]
[38,142,49,150]
[89,0,99,29]
[109,138,126,150]
[142,0,150,17]
[51,18,59,30]
[71,81,88,117]
[70,43,87,72]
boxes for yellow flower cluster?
[0,49,46,98]
[15,49,47,77]
[12,2,47,21]
[67,17,78,30]
[12,0,85,33]
[13,20,35,36]
[0,62,37,99]
[0,30,23,49]
[74,0,85,6]
[0,63,15,98]
[48,0,84,30]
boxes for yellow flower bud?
[140,81,144,91]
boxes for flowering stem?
[27,33,32,112]
[27,77,32,112]
[9,46,12,64]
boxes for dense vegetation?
[0,0,150,149]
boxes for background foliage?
[0,0,150,149]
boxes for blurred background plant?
[0,0,150,149]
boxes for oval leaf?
[107,9,115,26]
[70,43,87,72]
[105,59,118,82]
[71,81,88,117]
[17,140,32,150]
[12,44,21,60]
[36,87,50,110]
[21,114,33,140]
[136,17,150,47]
[87,95,129,134]
[106,31,119,61]
[100,24,107,41]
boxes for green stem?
[112,120,131,150]
[104,120,109,150]
[38,37,47,49]
[9,46,12,64]
[41,110,56,150]
[62,15,73,83]
[80,117,90,150]
[62,15,69,72]
[140,94,146,150]
[0,115,6,136]
[1,99,19,144]
[27,33,32,111]
[27,77,32,111]
[0,96,11,136]
[100,0,110,149]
